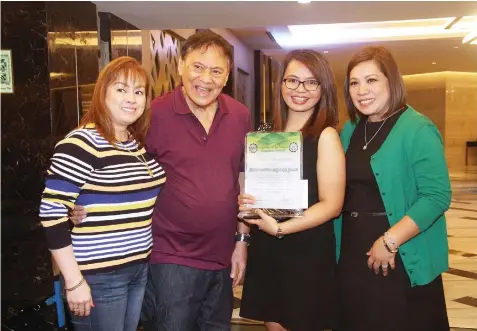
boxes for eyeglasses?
[283,78,320,91]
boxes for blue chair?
[45,258,66,329]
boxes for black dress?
[240,135,338,331]
[338,109,449,331]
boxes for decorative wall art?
[149,30,184,97]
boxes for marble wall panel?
[46,1,99,137]
[1,1,101,235]
[1,2,52,222]
[109,13,142,62]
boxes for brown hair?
[180,30,234,70]
[273,49,338,139]
[80,56,152,145]
[345,46,407,123]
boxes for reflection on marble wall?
[256,52,275,128]
[110,13,142,62]
[46,1,99,137]
[1,2,52,224]
[148,30,183,97]
[1,1,102,237]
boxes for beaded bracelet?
[65,278,85,292]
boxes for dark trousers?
[141,263,233,331]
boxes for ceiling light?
[268,16,477,48]
[432,62,437,64]
[297,0,311,3]
[444,17,462,29]
[451,16,477,31]
[323,51,329,53]
[454,46,459,48]
[462,31,477,44]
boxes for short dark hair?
[273,49,338,139]
[180,30,234,71]
[345,46,407,123]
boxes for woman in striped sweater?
[39,56,166,331]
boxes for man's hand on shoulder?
[69,205,87,225]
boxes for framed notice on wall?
[1,50,14,94]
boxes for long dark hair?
[273,49,338,139]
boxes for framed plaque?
[239,131,308,221]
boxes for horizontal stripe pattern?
[39,124,166,273]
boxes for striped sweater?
[39,124,166,274]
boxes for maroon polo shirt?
[146,87,251,270]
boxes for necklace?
[363,109,402,150]
[116,133,153,177]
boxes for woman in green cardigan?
[336,46,451,331]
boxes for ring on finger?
[382,263,389,268]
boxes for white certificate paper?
[244,131,308,210]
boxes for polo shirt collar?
[172,86,230,115]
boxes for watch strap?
[235,232,251,246]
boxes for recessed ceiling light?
[432,62,437,64]
[269,15,477,48]
[454,46,459,48]
[298,0,311,3]
[324,51,329,53]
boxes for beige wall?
[444,72,477,169]
[403,73,447,139]
[404,72,477,169]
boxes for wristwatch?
[235,232,251,246]
[276,226,284,239]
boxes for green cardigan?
[334,106,452,286]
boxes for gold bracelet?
[382,236,398,253]
[65,278,85,292]
[384,231,399,251]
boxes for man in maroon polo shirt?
[70,31,251,330]
[141,31,251,331]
